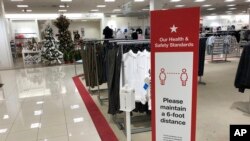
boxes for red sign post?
[151,8,200,141]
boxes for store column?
[0,0,13,69]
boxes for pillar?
[0,0,13,69]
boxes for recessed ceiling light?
[58,9,67,12]
[36,101,44,105]
[202,4,211,7]
[229,7,237,10]
[113,9,121,12]
[22,9,32,12]
[142,8,149,11]
[227,4,236,6]
[207,8,215,10]
[195,0,206,2]
[97,5,106,8]
[225,0,235,2]
[73,117,84,123]
[61,0,72,2]
[17,5,28,8]
[70,105,80,109]
[105,0,115,2]
[90,9,99,12]
[59,5,69,8]
[171,0,181,2]
[175,5,185,7]
[134,0,144,2]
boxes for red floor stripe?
[73,76,118,141]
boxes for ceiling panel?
[3,0,250,16]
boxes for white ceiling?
[3,0,250,16]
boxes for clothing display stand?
[211,37,230,63]
[115,40,151,140]
[81,39,109,105]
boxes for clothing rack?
[81,39,110,105]
[116,40,151,141]
[211,36,230,63]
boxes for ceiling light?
[142,8,149,11]
[134,0,144,2]
[202,4,211,7]
[22,9,32,12]
[207,8,215,10]
[17,5,28,8]
[61,0,71,1]
[226,11,232,13]
[175,5,185,7]
[246,0,250,2]
[171,0,181,2]
[229,7,237,10]
[105,0,115,2]
[242,11,247,13]
[227,4,236,6]
[195,0,206,2]
[58,9,67,12]
[90,9,99,12]
[211,13,217,16]
[113,9,121,12]
[225,0,235,2]
[59,5,69,8]
[97,5,106,8]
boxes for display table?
[22,49,41,65]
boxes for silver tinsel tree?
[41,25,63,65]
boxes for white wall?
[10,20,40,40]
[103,16,149,32]
[0,19,13,69]
[69,20,101,39]
[202,14,249,30]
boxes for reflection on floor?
[0,58,249,141]
[0,65,101,141]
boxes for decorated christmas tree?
[41,25,63,64]
[54,15,74,62]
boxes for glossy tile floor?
[1,58,250,141]
[0,65,101,141]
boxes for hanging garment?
[199,38,207,76]
[107,46,122,115]
[234,45,250,93]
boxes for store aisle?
[0,65,101,141]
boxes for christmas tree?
[54,15,74,62]
[41,25,63,65]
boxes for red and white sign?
[151,8,200,141]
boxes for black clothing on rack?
[136,28,143,34]
[199,38,207,76]
[132,32,138,40]
[234,45,250,93]
[103,26,113,39]
[106,44,122,115]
